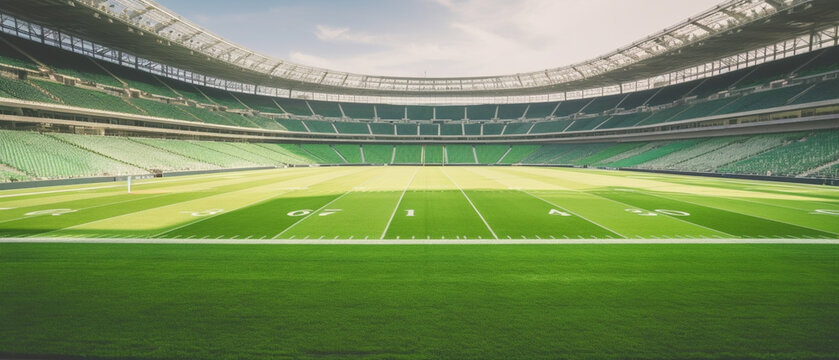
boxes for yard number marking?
[25,209,77,217]
[181,209,224,217]
[626,209,690,217]
[548,209,571,216]
[405,209,415,217]
[626,209,657,216]
[812,209,839,216]
[654,209,690,217]
[287,209,342,217]
[318,209,342,216]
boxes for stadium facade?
[0,0,838,182]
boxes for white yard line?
[149,191,288,238]
[470,167,628,239]
[522,190,628,239]
[271,169,382,239]
[0,192,172,226]
[150,170,361,238]
[646,190,839,236]
[380,168,419,239]
[0,170,286,199]
[507,168,740,238]
[0,184,125,199]
[1,237,837,245]
[440,168,499,239]
[104,169,359,238]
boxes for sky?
[156,0,723,78]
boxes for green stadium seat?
[474,145,509,164]
[497,103,528,120]
[303,120,336,133]
[376,104,405,120]
[363,144,394,164]
[396,124,418,136]
[393,145,422,164]
[466,105,496,120]
[419,124,439,136]
[309,100,343,118]
[340,103,374,119]
[440,124,463,136]
[334,122,371,134]
[369,123,396,135]
[445,145,475,164]
[334,144,363,163]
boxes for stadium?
[0,0,838,358]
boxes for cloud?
[175,0,723,78]
[315,25,381,44]
[289,0,588,76]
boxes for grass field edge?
[2,237,838,244]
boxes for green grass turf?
[1,243,837,359]
[0,166,837,240]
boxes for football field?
[0,166,837,241]
[2,166,839,359]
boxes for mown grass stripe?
[522,190,627,239]
[380,168,419,239]
[271,169,383,239]
[441,168,499,239]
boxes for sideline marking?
[2,237,837,245]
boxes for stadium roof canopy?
[3,0,839,97]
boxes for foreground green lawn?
[1,243,837,359]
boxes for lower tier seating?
[0,130,836,182]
